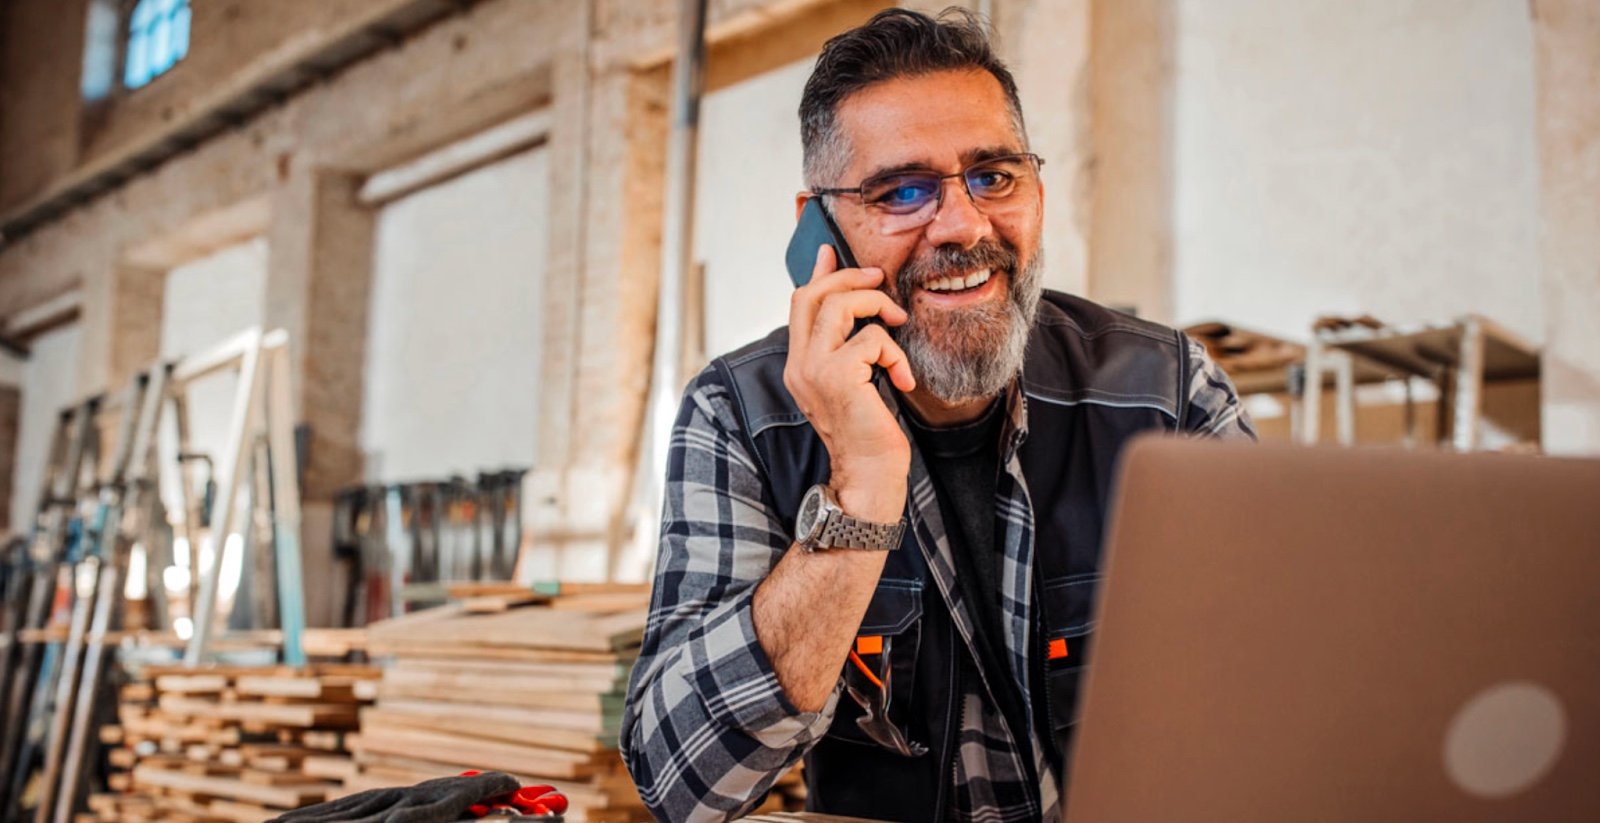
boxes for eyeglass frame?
[809,152,1046,227]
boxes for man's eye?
[971,170,1012,191]
[888,186,926,204]
[869,178,935,207]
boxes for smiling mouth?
[919,267,994,295]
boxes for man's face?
[821,69,1045,403]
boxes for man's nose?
[921,177,992,250]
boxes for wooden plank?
[155,674,230,693]
[308,664,382,679]
[350,726,598,779]
[463,593,542,613]
[546,591,652,613]
[299,731,344,751]
[301,628,368,656]
[240,769,328,786]
[143,664,292,680]
[530,582,650,597]
[233,675,359,701]
[379,662,617,694]
[367,697,616,736]
[205,799,280,823]
[132,764,333,808]
[369,608,646,653]
[299,755,357,781]
[445,582,542,599]
[391,656,630,682]
[360,707,610,753]
[378,679,621,715]
[367,642,636,665]
[158,694,359,728]
[362,601,467,634]
[238,743,316,768]
[122,682,157,701]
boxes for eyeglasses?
[812,153,1044,233]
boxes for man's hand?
[782,244,916,521]
[750,245,918,713]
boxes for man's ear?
[795,192,812,222]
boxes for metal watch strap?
[816,510,905,551]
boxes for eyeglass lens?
[860,155,1040,233]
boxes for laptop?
[1064,438,1600,822]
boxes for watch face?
[797,486,824,542]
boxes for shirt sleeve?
[1182,335,1259,440]
[620,367,840,822]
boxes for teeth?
[924,269,993,292]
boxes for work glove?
[268,771,521,823]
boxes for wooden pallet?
[95,664,380,822]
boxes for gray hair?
[799,7,1029,191]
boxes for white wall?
[361,146,548,482]
[694,57,813,360]
[1170,0,1543,344]
[10,325,83,529]
[157,237,268,523]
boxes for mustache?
[895,241,1020,295]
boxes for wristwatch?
[794,483,905,552]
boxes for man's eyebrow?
[962,144,1025,164]
[858,145,1027,182]
[859,160,936,182]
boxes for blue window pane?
[125,30,148,87]
[151,17,170,74]
[172,6,190,61]
[124,0,189,89]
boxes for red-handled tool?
[460,772,568,818]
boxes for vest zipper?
[936,618,961,821]
[1036,573,1058,751]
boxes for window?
[80,0,121,101]
[124,0,190,90]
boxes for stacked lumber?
[92,664,380,823]
[354,584,655,822]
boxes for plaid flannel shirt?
[621,335,1255,822]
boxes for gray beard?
[890,240,1043,404]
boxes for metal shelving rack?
[1301,315,1541,451]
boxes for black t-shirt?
[905,400,1006,648]
[906,400,1034,751]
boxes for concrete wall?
[361,147,548,482]
[694,56,812,360]
[155,236,267,523]
[1169,0,1544,345]
[1533,0,1600,455]
[9,325,82,529]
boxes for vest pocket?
[1039,574,1098,735]
[829,579,926,756]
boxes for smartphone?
[785,197,858,287]
[785,197,891,388]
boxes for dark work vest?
[710,291,1193,821]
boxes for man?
[621,8,1254,821]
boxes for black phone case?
[785,198,857,287]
